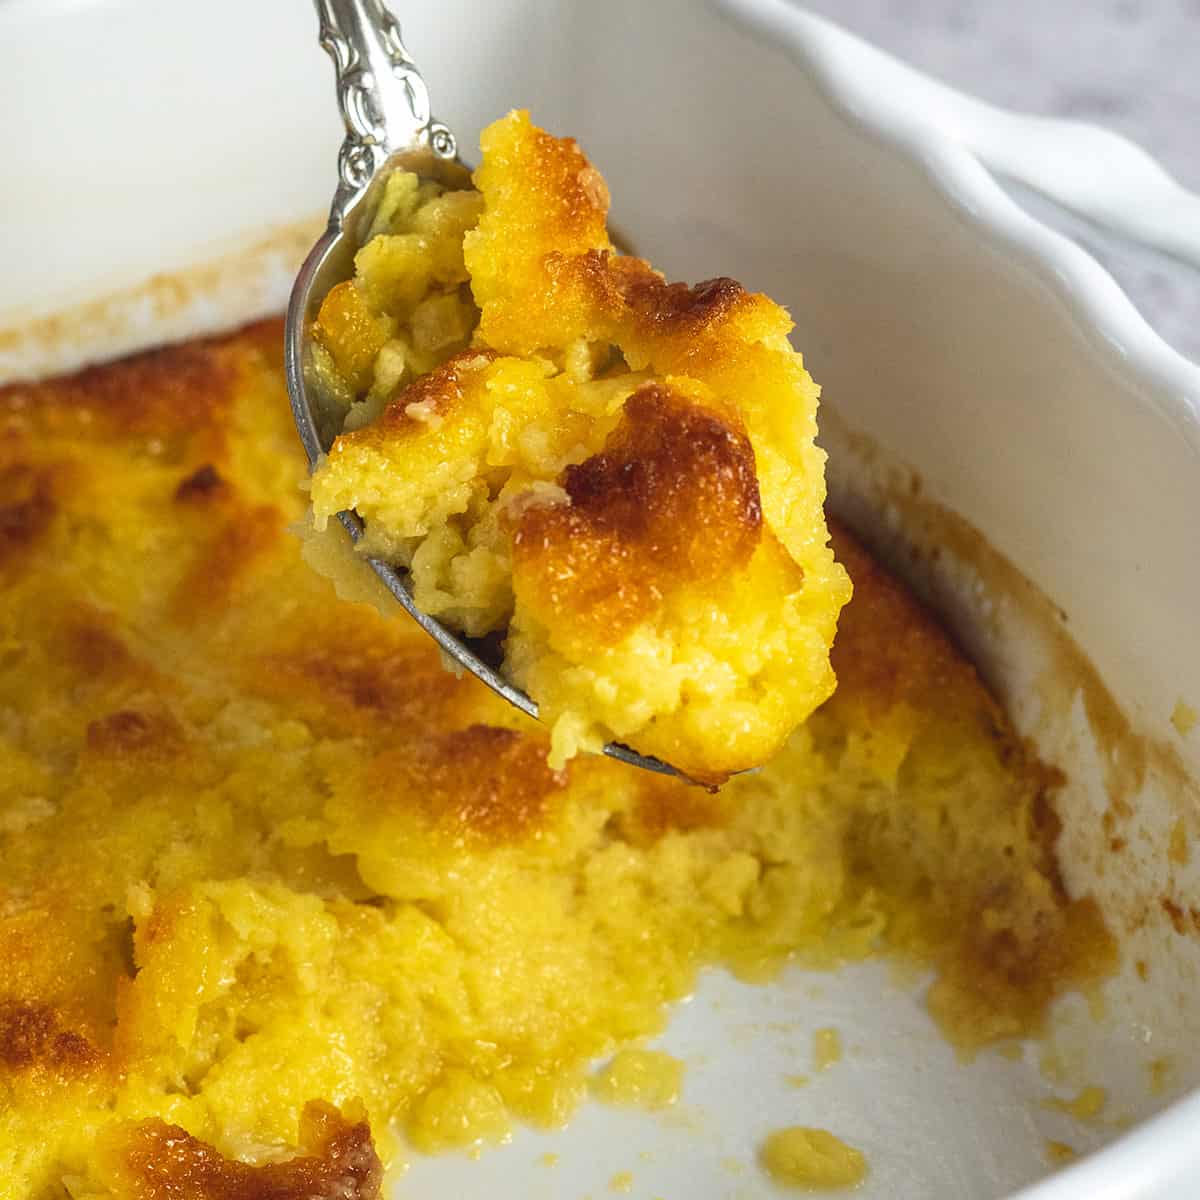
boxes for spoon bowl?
[284,0,683,780]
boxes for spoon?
[284,0,680,779]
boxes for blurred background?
[802,0,1199,360]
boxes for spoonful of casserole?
[286,0,851,786]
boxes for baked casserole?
[0,115,1113,1198]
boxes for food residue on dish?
[1148,1056,1175,1096]
[759,1126,867,1190]
[609,1169,634,1193]
[1168,818,1190,866]
[307,110,851,783]
[1170,699,1197,736]
[592,1049,684,1111]
[1044,1084,1107,1123]
[813,1027,843,1073]
[1044,1139,1076,1166]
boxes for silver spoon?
[284,0,680,779]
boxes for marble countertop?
[800,0,1199,362]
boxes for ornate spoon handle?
[313,0,457,224]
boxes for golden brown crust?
[0,460,59,576]
[826,518,998,725]
[481,120,610,248]
[506,251,767,368]
[0,1000,103,1076]
[58,610,138,679]
[366,725,567,844]
[928,892,1114,1046]
[97,1101,383,1200]
[0,320,285,468]
[623,776,731,844]
[171,502,283,619]
[174,463,229,504]
[1160,896,1200,936]
[251,625,472,738]
[615,266,751,341]
[0,341,234,455]
[512,384,762,643]
[351,348,498,446]
[85,709,186,763]
[467,114,793,362]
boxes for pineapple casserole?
[308,111,852,782]
[0,312,1113,1196]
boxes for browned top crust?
[251,631,470,739]
[170,501,283,619]
[622,776,731,845]
[483,119,610,248]
[467,112,789,363]
[512,383,762,644]
[366,724,568,844]
[96,1101,383,1200]
[825,518,991,723]
[618,273,749,336]
[174,463,229,504]
[58,609,139,679]
[85,708,187,762]
[0,1000,103,1076]
[356,349,499,446]
[0,320,316,1111]
[1,338,236,459]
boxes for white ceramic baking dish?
[2,1,1198,1196]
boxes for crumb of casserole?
[307,111,852,783]
[812,1027,842,1072]
[591,1049,683,1111]
[759,1126,867,1190]
[0,320,1112,1194]
[1045,1139,1077,1165]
